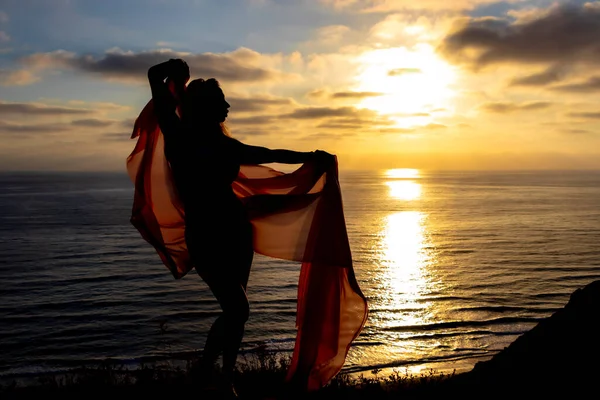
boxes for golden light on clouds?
[354,44,457,128]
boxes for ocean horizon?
[1,168,599,382]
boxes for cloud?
[0,31,9,42]
[67,100,131,113]
[120,118,135,129]
[314,25,351,45]
[562,129,592,134]
[377,128,416,135]
[479,101,552,113]
[227,95,293,112]
[320,0,502,12]
[0,120,70,136]
[155,41,180,48]
[388,68,421,76]
[99,132,131,142]
[298,132,355,141]
[0,11,7,24]
[20,47,292,84]
[282,106,377,119]
[306,89,327,99]
[509,66,567,87]
[422,122,447,130]
[307,89,383,100]
[331,91,383,99]
[317,121,365,129]
[0,69,39,86]
[395,112,430,117]
[440,4,600,68]
[316,114,394,129]
[550,76,600,93]
[568,112,600,119]
[71,118,115,127]
[228,115,274,125]
[319,0,360,10]
[0,101,93,115]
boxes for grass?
[0,351,456,399]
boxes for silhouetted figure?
[147,59,333,397]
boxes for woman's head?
[182,78,230,128]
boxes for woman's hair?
[182,78,230,137]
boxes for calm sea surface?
[1,169,599,380]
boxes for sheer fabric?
[126,97,368,390]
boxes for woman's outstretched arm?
[238,142,334,165]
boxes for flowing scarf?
[126,84,368,391]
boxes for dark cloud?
[388,68,421,76]
[99,132,131,141]
[377,127,415,135]
[562,129,591,134]
[227,96,292,112]
[318,121,365,130]
[550,76,600,93]
[120,119,135,129]
[480,101,552,113]
[330,91,383,99]
[233,129,269,137]
[0,120,70,135]
[21,48,288,83]
[568,111,600,119]
[510,66,567,86]
[282,106,377,120]
[440,4,600,67]
[316,114,395,130]
[298,132,353,141]
[0,101,91,115]
[306,89,383,100]
[228,115,274,125]
[71,118,115,127]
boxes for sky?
[1,0,599,171]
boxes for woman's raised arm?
[147,59,189,136]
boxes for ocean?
[1,169,599,381]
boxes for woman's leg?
[203,273,250,383]
[193,222,254,382]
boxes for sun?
[353,43,457,128]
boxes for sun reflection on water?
[347,169,445,372]
[386,181,421,201]
[379,211,433,327]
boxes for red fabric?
[126,94,368,390]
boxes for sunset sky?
[1,0,599,171]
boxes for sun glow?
[354,44,457,128]
[386,181,421,201]
[386,168,420,179]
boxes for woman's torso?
[164,129,246,228]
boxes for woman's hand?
[168,59,189,84]
[313,150,335,167]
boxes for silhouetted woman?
[148,59,332,396]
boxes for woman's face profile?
[195,87,230,123]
